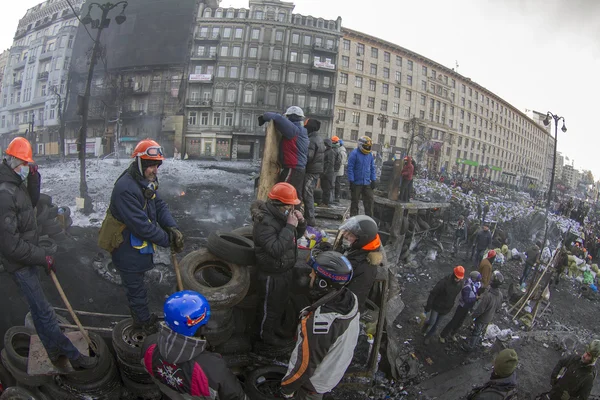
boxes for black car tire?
[49,231,68,242]
[112,318,147,366]
[245,365,288,400]
[207,232,256,266]
[213,334,252,355]
[201,309,235,347]
[0,386,40,400]
[38,237,58,256]
[41,221,62,236]
[180,249,250,310]
[0,350,49,387]
[223,353,252,370]
[46,205,59,220]
[3,327,33,371]
[120,373,161,400]
[0,357,16,390]
[117,355,154,385]
[231,226,253,240]
[61,331,114,385]
[36,204,48,223]
[55,358,121,395]
[252,340,295,358]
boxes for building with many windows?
[0,50,10,94]
[334,28,554,187]
[0,0,82,155]
[182,0,341,159]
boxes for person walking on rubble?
[472,223,492,268]
[252,182,306,347]
[0,137,97,369]
[100,139,183,335]
[520,240,541,289]
[538,339,599,400]
[142,291,248,399]
[440,271,482,343]
[479,250,497,288]
[332,137,346,202]
[347,136,376,217]
[422,266,465,344]
[258,106,309,202]
[462,271,504,352]
[467,348,518,399]
[280,250,359,400]
[399,156,414,203]
[302,118,324,226]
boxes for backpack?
[466,382,517,400]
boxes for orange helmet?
[268,182,300,205]
[6,137,34,163]
[132,139,164,161]
[454,265,465,279]
[331,136,340,143]
[488,250,497,258]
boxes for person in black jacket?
[142,290,248,400]
[338,215,383,310]
[108,139,183,335]
[422,266,465,344]
[320,138,335,207]
[252,182,307,347]
[302,119,324,226]
[472,224,492,268]
[466,349,518,399]
[0,137,96,369]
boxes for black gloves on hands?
[29,164,39,176]
[257,115,266,126]
[45,256,56,275]
[167,227,184,253]
[370,181,376,190]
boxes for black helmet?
[491,271,504,288]
[340,215,379,249]
[308,250,353,291]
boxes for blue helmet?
[164,291,211,336]
[339,139,344,146]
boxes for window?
[67,35,73,48]
[273,49,282,60]
[217,66,226,77]
[223,28,231,38]
[352,112,360,124]
[0,116,4,128]
[396,55,402,66]
[366,114,374,126]
[378,134,385,144]
[382,84,389,95]
[420,94,426,105]
[226,88,236,102]
[338,109,346,121]
[214,88,224,102]
[251,29,260,40]
[231,46,241,57]
[275,30,283,41]
[287,71,295,83]
[406,75,412,86]
[299,73,308,84]
[343,39,350,50]
[227,9,234,18]
[369,80,376,91]
[356,59,363,71]
[229,66,238,78]
[41,84,46,97]
[220,46,229,57]
[422,65,427,75]
[381,100,388,111]
[371,47,378,58]
[244,89,253,103]
[390,136,396,147]
[405,90,411,101]
[404,106,411,117]
[357,43,364,55]
[338,90,347,103]
[355,76,362,88]
[255,10,263,19]
[304,35,311,46]
[393,103,399,114]
[235,28,243,39]
[277,12,286,22]
[225,112,233,126]
[384,51,390,62]
[351,130,358,140]
[212,112,221,125]
[394,87,400,98]
[367,97,375,108]
[336,127,344,139]
[290,51,298,62]
[395,71,401,82]
[383,67,389,79]
[370,63,377,75]
[188,111,197,125]
[353,93,361,105]
[339,73,348,85]
[302,53,309,64]
[292,33,300,44]
[247,67,256,79]
[342,56,349,68]
[215,9,223,17]
[407,60,413,71]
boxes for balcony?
[37,71,49,80]
[309,83,334,94]
[194,33,221,42]
[28,56,37,64]
[13,59,26,70]
[187,99,213,108]
[306,107,333,117]
[38,51,53,61]
[13,80,22,88]
[312,43,338,54]
[191,53,217,62]
[311,60,336,72]
[188,73,213,83]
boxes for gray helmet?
[470,271,482,282]
[491,271,504,288]
[284,106,304,118]
[340,215,379,249]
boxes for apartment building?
[335,28,553,187]
[0,50,10,93]
[182,0,341,159]
[0,0,83,155]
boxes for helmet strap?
[137,156,143,176]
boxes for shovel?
[49,270,98,353]
[171,251,184,291]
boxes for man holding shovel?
[0,137,96,369]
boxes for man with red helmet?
[104,139,183,334]
[0,137,97,369]
[251,182,306,347]
[478,249,497,289]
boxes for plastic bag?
[425,249,437,261]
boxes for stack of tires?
[179,229,255,369]
[378,161,395,192]
[112,319,161,400]
[36,193,72,243]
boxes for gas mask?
[308,277,329,301]
[143,181,159,199]
[18,165,29,180]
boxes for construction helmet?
[331,136,340,143]
[358,136,372,154]
[487,250,497,258]
[586,339,600,359]
[308,250,353,292]
[470,271,482,282]
[339,215,380,250]
[132,139,165,161]
[164,290,211,336]
[6,137,34,163]
[454,266,465,279]
[268,182,301,205]
[284,106,304,118]
[491,270,505,287]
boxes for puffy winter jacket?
[467,372,517,399]
[548,354,596,400]
[347,148,376,186]
[142,323,248,400]
[322,139,334,175]
[262,112,309,170]
[458,278,481,308]
[401,156,414,181]
[335,146,347,177]
[425,274,463,315]
[281,287,359,395]
[345,247,383,310]
[475,229,492,251]
[110,163,177,273]
[251,200,306,275]
[0,161,46,273]
[472,286,503,324]
[479,258,493,288]
[306,131,325,174]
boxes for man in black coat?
[302,118,324,226]
[320,138,335,206]
[422,266,464,344]
[0,137,96,369]
[252,183,306,347]
[472,224,492,268]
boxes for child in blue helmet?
[141,291,248,399]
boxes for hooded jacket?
[459,278,481,308]
[322,139,335,176]
[0,161,46,273]
[401,156,414,181]
[548,355,596,400]
[281,287,359,395]
[305,123,325,174]
[251,200,306,275]
[335,146,347,177]
[425,274,463,315]
[347,148,376,186]
[467,372,517,399]
[142,323,247,400]
[262,112,309,170]
[472,286,503,324]
[475,229,493,251]
[345,247,383,310]
[479,257,494,288]
[110,163,177,273]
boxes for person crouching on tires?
[142,291,248,399]
[281,251,359,400]
[252,182,307,347]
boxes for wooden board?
[387,159,403,201]
[28,331,89,376]
[315,204,349,220]
[256,121,281,201]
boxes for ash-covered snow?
[39,159,257,227]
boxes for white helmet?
[284,106,304,118]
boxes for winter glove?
[45,256,56,275]
[370,181,376,190]
[287,211,299,227]
[257,115,266,126]
[166,227,184,253]
[29,163,39,176]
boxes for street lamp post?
[78,1,128,214]
[50,86,66,160]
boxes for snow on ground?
[39,159,257,227]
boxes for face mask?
[342,238,353,249]
[18,165,29,180]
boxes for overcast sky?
[1,0,598,178]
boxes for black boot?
[70,354,98,370]
[142,313,159,335]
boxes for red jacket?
[401,156,414,180]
